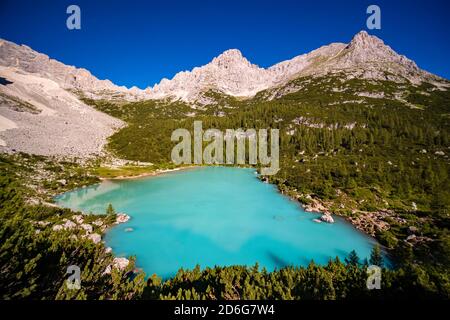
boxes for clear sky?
[0,0,449,89]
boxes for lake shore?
[276,184,392,238]
[99,165,199,181]
[76,159,388,241]
[58,166,378,277]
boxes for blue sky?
[0,0,449,88]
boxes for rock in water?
[116,213,130,224]
[320,214,335,223]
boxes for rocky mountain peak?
[327,30,424,81]
[148,31,445,102]
[215,49,243,60]
[211,49,253,69]
[347,30,385,49]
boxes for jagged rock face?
[302,31,437,84]
[148,44,346,101]
[150,49,273,100]
[147,31,444,102]
[0,39,149,101]
[0,31,445,105]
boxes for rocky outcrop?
[80,224,93,233]
[115,213,130,224]
[347,210,393,236]
[304,198,330,214]
[86,233,102,244]
[0,39,149,101]
[320,214,335,223]
[146,31,446,103]
[72,215,84,224]
[52,219,77,231]
[297,192,395,236]
[113,257,130,270]
[103,257,130,275]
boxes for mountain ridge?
[1,31,447,106]
[147,31,447,103]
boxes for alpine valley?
[0,31,449,300]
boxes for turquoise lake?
[55,166,379,278]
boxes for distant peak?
[354,30,369,37]
[212,49,249,67]
[219,49,243,58]
[349,30,384,47]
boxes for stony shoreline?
[277,186,393,237]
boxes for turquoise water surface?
[55,167,378,278]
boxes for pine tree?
[106,203,115,216]
[369,245,383,267]
[345,250,360,266]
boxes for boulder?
[116,213,130,224]
[62,219,77,229]
[80,223,93,234]
[113,257,129,270]
[93,219,104,227]
[87,233,101,244]
[52,224,63,231]
[52,220,76,231]
[408,226,419,235]
[320,214,335,223]
[103,265,112,275]
[72,215,84,224]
